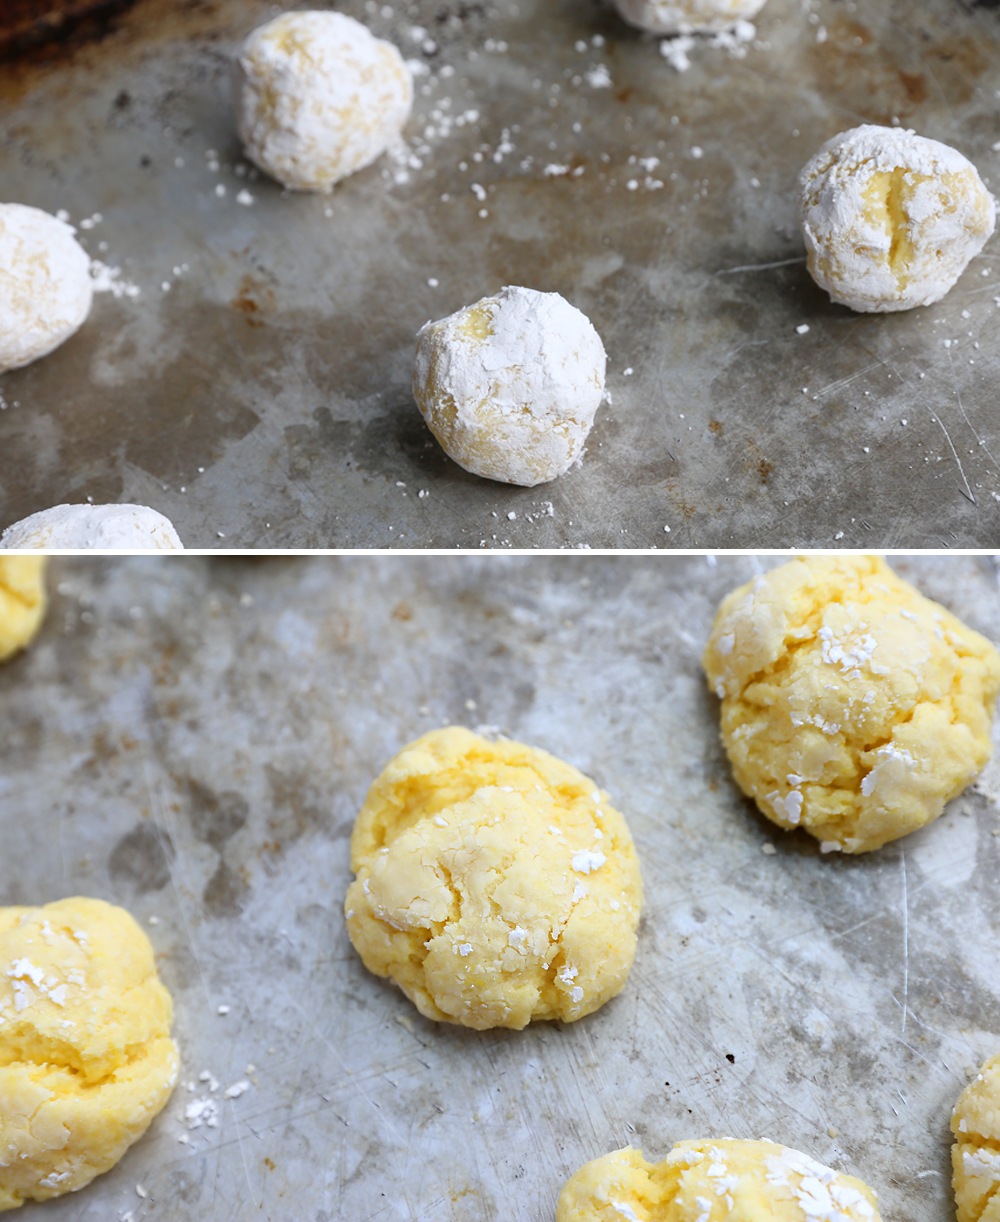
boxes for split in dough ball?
[233,10,412,192]
[345,727,642,1030]
[798,125,995,312]
[0,897,178,1211]
[0,558,46,662]
[0,204,93,373]
[413,285,607,486]
[0,503,183,550]
[703,555,1000,853]
[611,0,766,34]
[952,1053,1000,1222]
[557,1139,881,1222]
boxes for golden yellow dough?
[952,1054,1000,1222]
[703,555,1000,854]
[0,897,178,1211]
[0,558,46,663]
[557,1139,881,1222]
[345,727,643,1030]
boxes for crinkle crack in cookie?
[0,558,46,662]
[345,727,642,1030]
[611,0,766,35]
[0,898,178,1211]
[703,555,1000,853]
[951,1053,1000,1222]
[557,1139,882,1222]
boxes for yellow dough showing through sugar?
[345,727,643,1030]
[0,558,46,663]
[557,1139,881,1222]
[0,898,178,1211]
[951,1054,1000,1222]
[703,555,1000,854]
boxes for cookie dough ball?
[0,504,183,550]
[703,555,1000,854]
[0,204,93,373]
[557,1139,881,1222]
[611,0,766,34]
[345,727,642,1030]
[233,10,413,192]
[0,558,46,662]
[952,1054,1000,1222]
[413,286,607,486]
[798,125,995,312]
[0,897,178,1210]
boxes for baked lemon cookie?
[0,557,46,662]
[703,555,1000,853]
[345,727,642,1029]
[1,504,183,550]
[557,1139,881,1222]
[951,1053,1000,1222]
[0,897,178,1211]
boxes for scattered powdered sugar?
[89,259,140,299]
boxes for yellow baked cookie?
[951,1053,1000,1222]
[0,897,178,1211]
[345,727,643,1030]
[0,558,46,662]
[703,555,1000,854]
[557,1139,881,1222]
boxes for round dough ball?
[413,285,607,486]
[798,125,995,312]
[703,555,1000,854]
[557,1139,881,1222]
[611,0,766,34]
[0,503,183,550]
[951,1053,1000,1222]
[0,897,178,1210]
[0,204,93,373]
[233,10,413,192]
[345,727,642,1030]
[0,557,46,662]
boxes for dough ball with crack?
[0,558,46,662]
[413,285,607,487]
[0,504,183,550]
[798,125,995,312]
[0,203,93,373]
[557,1139,881,1222]
[951,1053,1000,1222]
[233,10,412,192]
[345,727,642,1030]
[703,555,1000,854]
[611,0,766,35]
[0,897,178,1211]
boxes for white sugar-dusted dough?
[952,1053,1000,1222]
[233,10,412,192]
[413,285,607,486]
[611,0,766,34]
[1,504,183,551]
[703,555,1000,854]
[345,727,642,1030]
[557,1139,881,1222]
[799,125,995,312]
[0,558,46,661]
[0,204,93,373]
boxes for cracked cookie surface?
[0,558,46,663]
[0,897,178,1211]
[952,1053,1000,1222]
[345,727,642,1029]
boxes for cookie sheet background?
[1,553,998,1221]
[3,0,1000,548]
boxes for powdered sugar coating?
[1,504,183,551]
[413,285,607,487]
[612,0,766,34]
[0,204,93,373]
[233,10,412,192]
[798,125,995,312]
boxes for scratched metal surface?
[2,1,1000,548]
[1,553,1000,1221]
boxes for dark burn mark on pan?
[108,822,175,892]
[0,0,138,63]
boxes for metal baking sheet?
[2,553,999,1220]
[2,0,1000,548]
